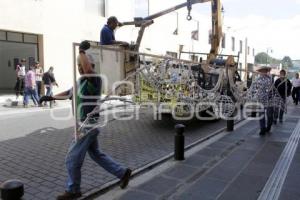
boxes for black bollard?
[226,74,234,132]
[174,124,185,160]
[0,179,24,200]
[227,119,234,131]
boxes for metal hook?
[186,0,192,21]
[186,15,192,21]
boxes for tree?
[255,52,271,64]
[255,52,268,64]
[281,56,293,69]
[255,52,281,65]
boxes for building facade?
[0,0,255,94]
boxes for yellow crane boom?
[121,0,236,72]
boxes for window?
[166,51,177,59]
[24,34,38,43]
[221,33,226,48]
[247,46,250,55]
[239,40,243,53]
[190,55,199,62]
[231,37,235,51]
[135,0,149,17]
[0,31,6,40]
[0,30,38,44]
[253,48,255,56]
[7,32,22,42]
[85,0,105,17]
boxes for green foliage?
[281,56,293,69]
[255,52,268,64]
[255,52,280,65]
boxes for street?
[1,0,300,199]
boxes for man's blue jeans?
[45,86,53,96]
[274,99,285,122]
[259,107,274,129]
[66,128,126,193]
[45,86,53,106]
[23,87,40,105]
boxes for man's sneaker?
[266,125,272,132]
[120,168,132,189]
[259,128,266,136]
[56,191,82,200]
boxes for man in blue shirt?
[100,16,129,46]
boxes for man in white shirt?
[292,73,300,105]
[35,61,43,98]
[15,58,26,99]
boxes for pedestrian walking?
[100,16,129,46]
[40,40,132,200]
[42,66,58,106]
[35,61,43,98]
[247,66,274,136]
[274,69,292,123]
[14,59,26,99]
[291,73,300,105]
[23,65,40,107]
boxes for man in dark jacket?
[42,67,58,106]
[274,69,292,123]
[100,16,129,46]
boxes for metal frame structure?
[71,0,239,140]
[72,43,79,141]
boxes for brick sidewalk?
[0,110,226,200]
[103,106,300,200]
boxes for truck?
[73,0,245,120]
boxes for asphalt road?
[0,105,73,141]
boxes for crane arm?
[207,0,223,64]
[121,0,213,51]
[122,0,211,27]
[121,0,224,62]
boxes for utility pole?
[147,0,150,16]
[266,47,272,66]
[244,37,248,81]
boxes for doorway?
[0,30,39,94]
